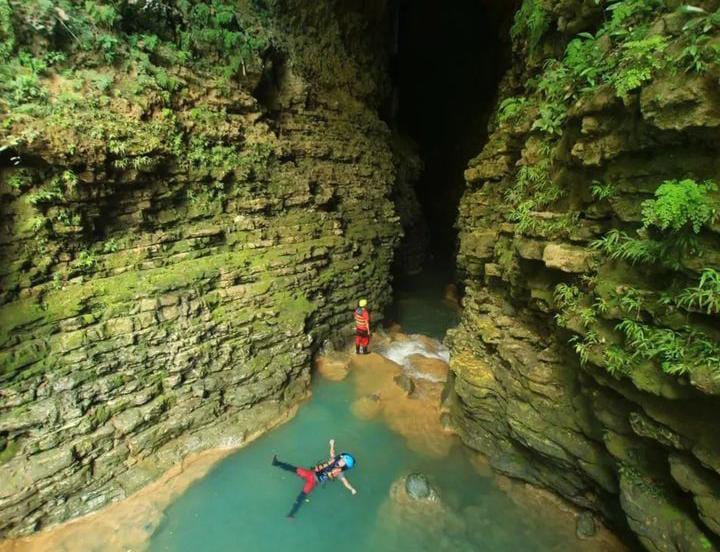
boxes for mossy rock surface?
[0,0,423,537]
[449,0,720,548]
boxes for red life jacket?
[354,307,370,331]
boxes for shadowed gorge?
[395,0,518,259]
[2,1,720,551]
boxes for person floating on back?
[272,439,357,518]
[354,299,371,354]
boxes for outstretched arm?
[341,477,357,495]
[329,438,336,460]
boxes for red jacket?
[354,308,370,331]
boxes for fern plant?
[564,34,608,90]
[570,335,592,366]
[676,269,720,314]
[554,283,580,309]
[641,179,718,233]
[604,344,633,376]
[676,6,720,73]
[615,319,720,376]
[592,179,717,268]
[612,34,669,97]
[618,288,643,319]
[497,96,529,124]
[591,181,616,201]
[605,0,664,36]
[511,0,551,52]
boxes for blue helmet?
[339,452,356,469]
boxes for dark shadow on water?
[387,263,461,340]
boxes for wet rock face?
[0,2,420,537]
[448,1,720,550]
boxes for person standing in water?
[272,439,357,518]
[354,299,371,354]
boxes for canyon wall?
[0,0,416,536]
[448,0,720,550]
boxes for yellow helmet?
[358,299,367,308]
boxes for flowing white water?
[379,336,450,382]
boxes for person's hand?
[351,488,357,495]
[329,439,335,446]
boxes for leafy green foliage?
[178,0,272,76]
[641,179,718,233]
[569,334,593,366]
[519,0,679,139]
[676,7,720,73]
[532,61,571,135]
[512,1,720,383]
[0,0,15,62]
[592,179,717,269]
[591,181,615,201]
[613,35,669,98]
[615,319,720,376]
[604,345,633,376]
[72,249,97,273]
[54,208,81,227]
[511,0,551,52]
[554,283,580,309]
[606,0,662,35]
[6,168,32,191]
[24,171,77,220]
[618,287,643,319]
[0,0,275,115]
[564,34,608,90]
[497,97,529,124]
[84,2,119,29]
[101,238,120,254]
[591,228,698,270]
[554,270,720,378]
[676,269,720,314]
[26,180,64,206]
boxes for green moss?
[0,439,18,465]
[511,0,551,53]
[90,405,111,428]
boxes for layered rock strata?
[0,1,416,536]
[447,1,720,550]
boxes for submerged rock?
[576,512,596,539]
[315,354,352,382]
[405,473,436,501]
[393,373,416,396]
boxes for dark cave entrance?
[394,0,519,266]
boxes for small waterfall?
[379,335,450,382]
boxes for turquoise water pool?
[147,270,606,552]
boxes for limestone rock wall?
[448,1,720,550]
[0,1,414,536]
